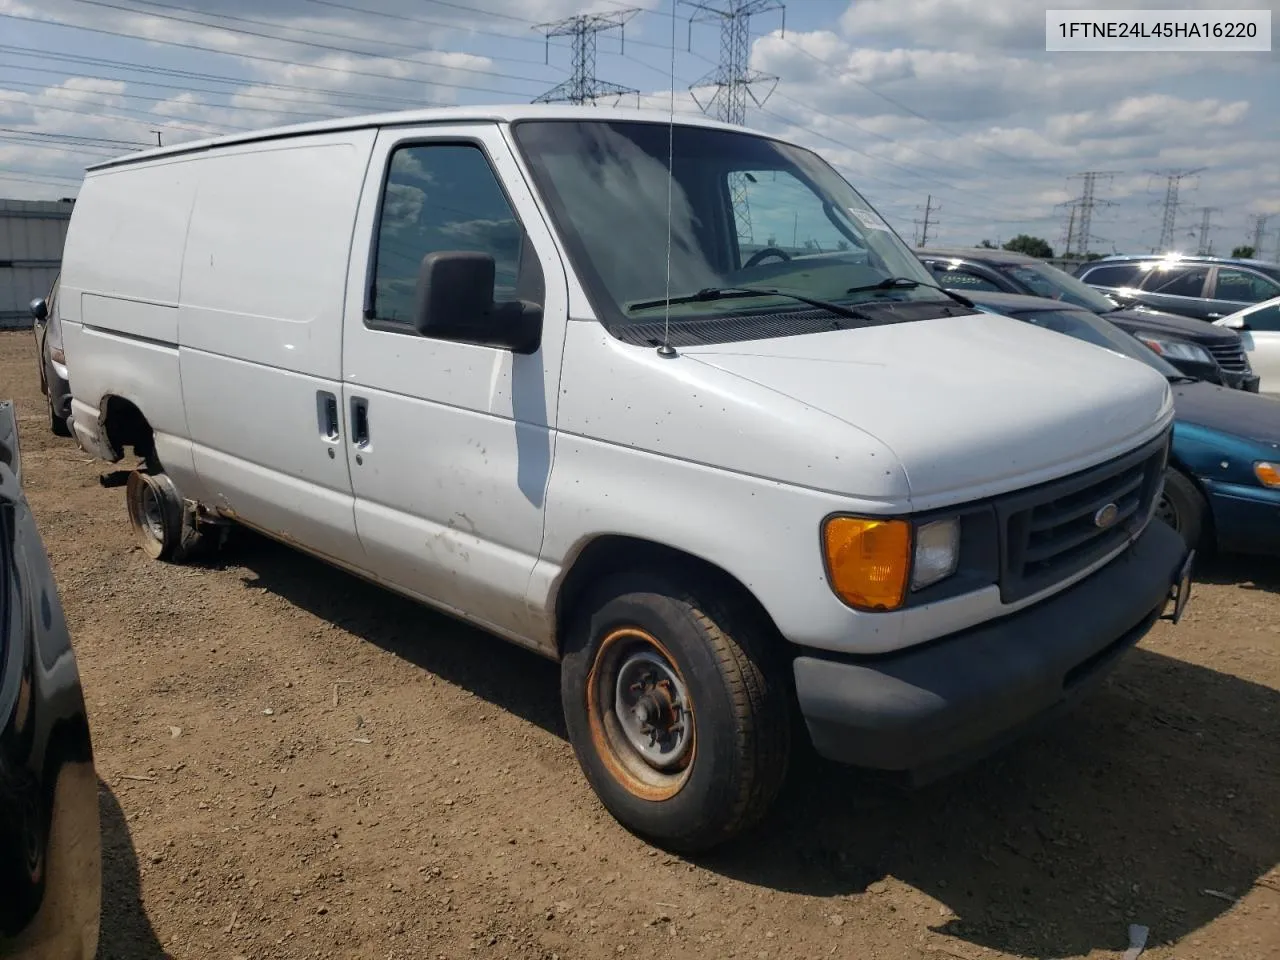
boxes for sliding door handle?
[317,391,340,441]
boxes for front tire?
[47,392,70,438]
[1155,468,1206,549]
[560,570,791,852]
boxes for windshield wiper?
[627,286,873,321]
[846,276,976,310]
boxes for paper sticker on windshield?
[848,207,889,231]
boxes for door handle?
[317,390,340,441]
[350,397,370,449]
[1206,312,1222,319]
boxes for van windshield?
[510,119,950,329]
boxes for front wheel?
[47,391,70,438]
[1155,467,1207,550]
[560,570,791,852]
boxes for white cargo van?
[57,106,1192,851]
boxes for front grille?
[1205,341,1248,372]
[996,432,1169,604]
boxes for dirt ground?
[2,330,1278,960]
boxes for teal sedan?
[967,291,1280,556]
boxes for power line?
[0,77,345,122]
[55,0,557,83]
[0,46,444,110]
[0,11,541,100]
[0,126,149,147]
[774,33,1068,174]
[533,9,640,105]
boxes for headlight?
[1133,333,1213,365]
[1256,462,1280,489]
[822,515,961,611]
[912,518,960,590]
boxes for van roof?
[84,103,762,173]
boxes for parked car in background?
[917,247,1259,391]
[1214,295,1280,398]
[1074,253,1280,323]
[965,291,1280,557]
[0,400,101,959]
[28,276,72,437]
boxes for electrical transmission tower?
[1064,172,1116,258]
[683,0,786,125]
[1249,213,1270,258]
[682,1,786,244]
[532,9,641,105]
[1148,168,1204,252]
[913,195,938,247]
[1194,206,1220,255]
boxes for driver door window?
[733,169,859,266]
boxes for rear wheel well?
[553,536,783,658]
[101,396,158,469]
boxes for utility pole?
[1195,206,1219,255]
[913,194,936,247]
[1065,171,1116,258]
[683,1,786,245]
[1249,213,1269,258]
[532,9,641,105]
[150,130,163,147]
[1148,168,1204,252]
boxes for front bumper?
[793,518,1187,780]
[1203,477,1280,556]
[1230,372,1262,394]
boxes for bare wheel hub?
[615,651,691,771]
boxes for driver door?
[339,124,569,645]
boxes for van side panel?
[60,164,193,322]
[58,165,203,498]
[177,132,376,565]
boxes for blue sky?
[1,0,1276,257]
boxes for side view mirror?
[29,298,48,321]
[412,251,542,355]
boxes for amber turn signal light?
[822,516,912,611]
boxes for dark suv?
[916,247,1260,391]
[1074,254,1280,322]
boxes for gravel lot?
[3,329,1278,960]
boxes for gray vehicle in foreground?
[1,401,101,959]
[1075,254,1280,323]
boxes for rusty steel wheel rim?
[585,627,695,802]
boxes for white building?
[1,198,74,328]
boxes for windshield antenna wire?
[657,0,677,359]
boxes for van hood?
[682,312,1173,508]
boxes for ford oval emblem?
[1093,503,1119,529]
